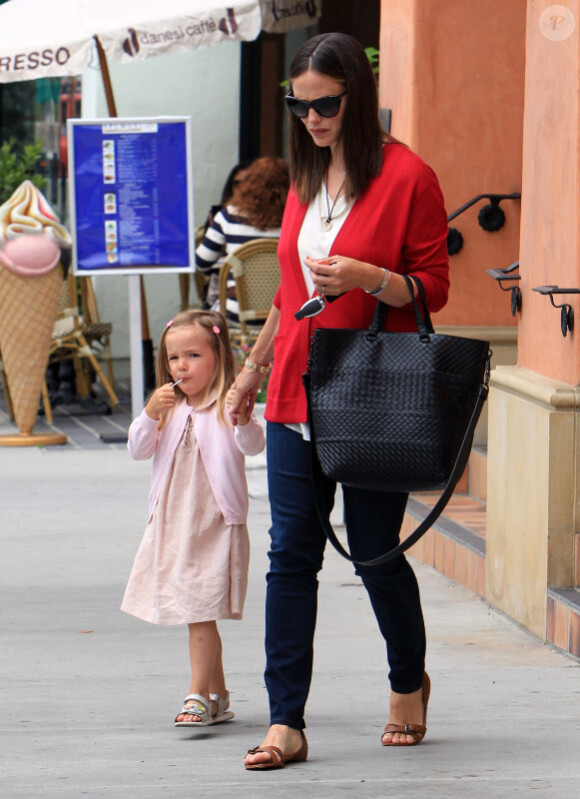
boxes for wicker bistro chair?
[192,269,210,309]
[78,277,115,389]
[180,224,207,310]
[49,273,118,409]
[190,225,210,311]
[179,272,191,311]
[218,238,280,347]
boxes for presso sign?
[261,0,321,33]
[0,46,71,75]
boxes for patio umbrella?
[0,1,262,87]
[0,0,263,416]
[0,1,321,110]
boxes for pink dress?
[121,415,249,625]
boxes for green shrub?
[0,139,47,201]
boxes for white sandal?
[174,693,212,727]
[210,690,235,724]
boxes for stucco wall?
[379,0,526,328]
[81,43,242,365]
[517,1,580,386]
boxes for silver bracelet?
[365,268,391,296]
[245,358,271,374]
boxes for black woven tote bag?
[303,275,491,566]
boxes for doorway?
[239,0,380,161]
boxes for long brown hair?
[287,33,384,204]
[155,309,235,427]
[230,156,289,229]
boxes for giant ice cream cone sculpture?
[0,181,71,446]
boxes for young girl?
[121,309,265,727]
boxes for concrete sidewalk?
[1,445,579,798]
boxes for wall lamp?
[486,260,521,316]
[532,285,580,337]
[447,192,521,255]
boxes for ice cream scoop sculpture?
[0,180,71,247]
[0,181,71,445]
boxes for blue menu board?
[68,118,194,275]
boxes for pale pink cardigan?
[128,399,265,524]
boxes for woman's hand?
[305,255,379,296]
[144,384,177,420]
[228,370,264,426]
[227,386,251,425]
[228,302,280,425]
[305,255,418,306]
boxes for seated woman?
[202,160,253,236]
[195,156,289,321]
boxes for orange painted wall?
[517,1,580,385]
[379,0,526,327]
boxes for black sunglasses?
[284,90,347,119]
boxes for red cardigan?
[266,142,450,424]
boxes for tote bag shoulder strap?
[309,374,489,567]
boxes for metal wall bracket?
[447,192,521,256]
[486,261,521,316]
[532,285,580,337]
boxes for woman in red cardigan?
[230,32,449,769]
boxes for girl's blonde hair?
[155,309,235,427]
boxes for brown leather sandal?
[245,732,308,770]
[381,672,431,747]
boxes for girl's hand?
[227,304,278,426]
[145,383,177,420]
[305,255,384,296]
[227,387,250,426]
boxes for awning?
[260,0,322,34]
[0,0,263,83]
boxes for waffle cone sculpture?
[0,181,71,446]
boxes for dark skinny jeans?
[265,422,426,730]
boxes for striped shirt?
[195,205,281,321]
[195,205,281,273]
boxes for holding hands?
[227,387,251,426]
[145,383,178,421]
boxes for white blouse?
[297,184,354,296]
[290,184,354,440]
